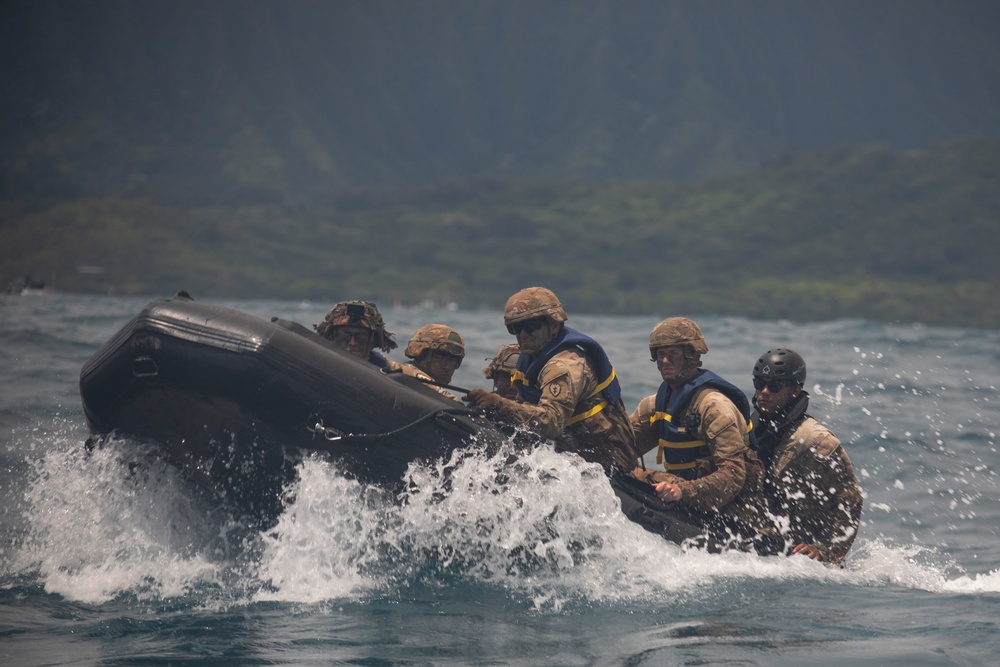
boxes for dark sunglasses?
[507,318,547,335]
[333,329,371,344]
[753,378,788,393]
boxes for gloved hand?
[464,389,504,410]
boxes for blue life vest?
[368,351,390,368]
[511,327,621,427]
[651,369,755,480]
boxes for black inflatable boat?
[79,292,508,520]
[80,293,777,553]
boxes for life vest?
[368,351,390,369]
[511,327,621,427]
[651,369,755,480]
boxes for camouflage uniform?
[631,317,765,529]
[485,287,638,474]
[758,407,863,564]
[492,347,638,473]
[631,389,764,523]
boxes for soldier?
[750,348,863,564]
[464,287,638,475]
[631,317,768,543]
[314,300,400,370]
[401,323,466,400]
[481,343,520,400]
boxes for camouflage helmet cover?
[404,323,466,359]
[482,343,521,379]
[503,287,568,327]
[753,348,807,384]
[648,317,709,356]
[314,300,398,352]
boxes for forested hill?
[3,1,1000,204]
[4,140,999,329]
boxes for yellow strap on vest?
[650,411,672,425]
[511,369,527,385]
[659,460,700,472]
[656,437,707,464]
[587,368,616,399]
[566,399,608,426]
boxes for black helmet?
[753,348,806,384]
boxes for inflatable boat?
[80,292,778,553]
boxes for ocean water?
[1,293,998,666]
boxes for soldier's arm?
[675,392,748,512]
[811,445,864,564]
[629,395,660,456]
[494,354,587,439]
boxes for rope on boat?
[306,407,477,444]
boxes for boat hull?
[80,293,500,521]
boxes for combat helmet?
[753,348,806,384]
[504,287,567,331]
[648,317,709,358]
[314,300,398,352]
[404,323,465,360]
[482,343,521,379]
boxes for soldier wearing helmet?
[631,317,771,550]
[464,287,638,475]
[750,348,863,564]
[400,323,466,401]
[314,300,401,370]
[482,344,521,400]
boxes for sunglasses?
[507,318,547,335]
[333,329,371,344]
[753,378,788,393]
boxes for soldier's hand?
[631,467,653,483]
[654,481,682,502]
[790,543,822,560]
[464,389,503,410]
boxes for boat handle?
[132,355,159,377]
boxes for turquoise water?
[2,294,998,666]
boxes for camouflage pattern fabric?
[630,386,765,526]
[404,323,465,359]
[491,347,638,474]
[314,300,397,353]
[503,287,567,326]
[648,317,709,355]
[482,343,520,379]
[765,417,863,564]
[401,362,460,402]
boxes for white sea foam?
[11,429,1000,610]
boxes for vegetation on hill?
[3,140,998,328]
[2,2,1000,203]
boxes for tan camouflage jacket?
[766,416,863,564]
[400,362,461,402]
[491,347,639,474]
[630,386,763,519]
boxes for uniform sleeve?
[774,422,863,564]
[401,363,461,402]
[629,395,660,457]
[494,352,588,439]
[675,389,748,512]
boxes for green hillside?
[4,140,998,328]
[2,1,1000,204]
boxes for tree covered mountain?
[2,0,1000,204]
[4,140,998,328]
